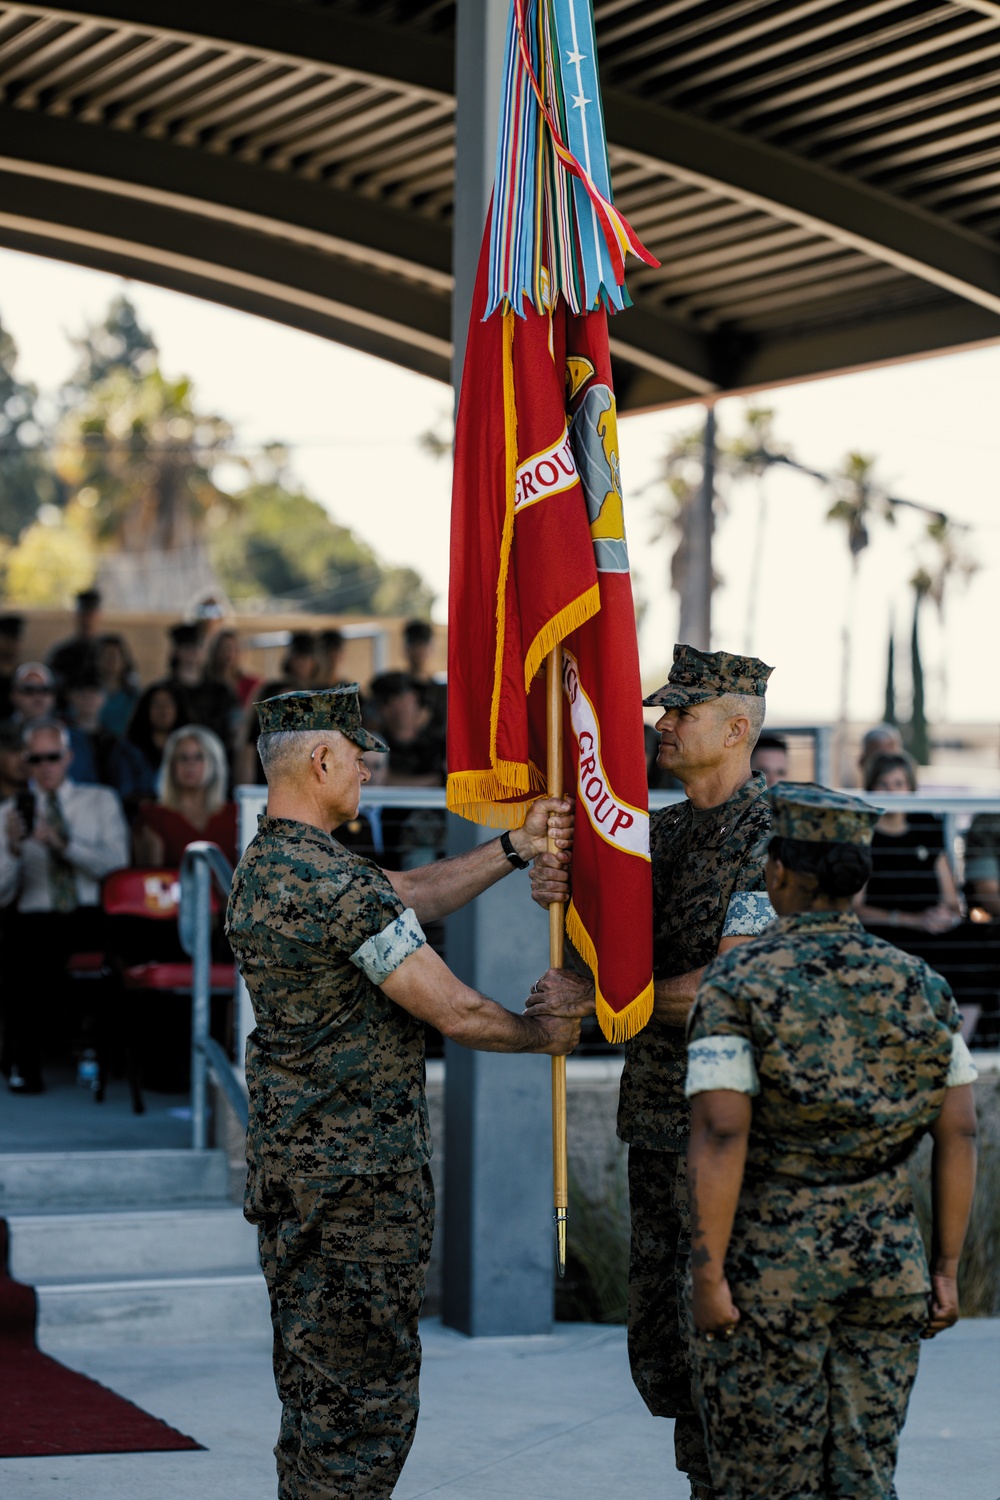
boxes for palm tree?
[825,452,895,780]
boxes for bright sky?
[2,244,999,728]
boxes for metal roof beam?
[603,88,1000,317]
[11,0,454,98]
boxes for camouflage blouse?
[686,910,962,1300]
[618,772,773,1152]
[227,816,430,1182]
[688,910,959,1184]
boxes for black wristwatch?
[500,830,529,870]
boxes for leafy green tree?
[211,481,434,616]
[0,317,61,540]
[55,367,234,554]
[65,293,158,392]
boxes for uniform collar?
[680,770,768,847]
[256,814,335,849]
[774,909,863,935]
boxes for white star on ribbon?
[566,48,587,67]
[572,91,591,111]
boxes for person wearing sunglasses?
[0,718,129,1093]
[5,662,57,730]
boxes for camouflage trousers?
[689,1290,927,1499]
[627,1146,711,1488]
[251,1164,434,1500]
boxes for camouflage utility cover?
[255,684,388,750]
[618,772,772,1151]
[226,816,430,1180]
[643,644,773,708]
[769,781,882,846]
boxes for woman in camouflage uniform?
[684,783,978,1500]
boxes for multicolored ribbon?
[486,0,659,319]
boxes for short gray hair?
[715,693,766,751]
[23,717,70,752]
[257,728,332,782]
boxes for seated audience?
[0,614,24,720]
[402,618,447,735]
[750,732,789,788]
[166,621,237,751]
[319,628,347,688]
[858,721,904,785]
[46,588,102,693]
[5,661,58,730]
[855,751,961,934]
[206,628,259,710]
[133,724,237,867]
[368,670,446,786]
[95,633,141,737]
[123,681,191,805]
[0,718,129,1093]
[0,720,28,802]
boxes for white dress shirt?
[0,780,130,912]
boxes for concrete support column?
[443,0,555,1337]
[442,820,555,1335]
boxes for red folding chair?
[103,868,235,1115]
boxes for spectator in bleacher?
[319,628,347,688]
[132,724,237,868]
[750,732,789,789]
[166,621,237,752]
[854,752,961,935]
[858,722,904,784]
[964,813,1000,920]
[62,670,149,807]
[368,670,446,787]
[95,633,141,737]
[46,588,102,690]
[0,717,129,1093]
[0,720,28,802]
[4,662,58,731]
[124,681,191,801]
[0,614,24,720]
[206,628,260,710]
[402,618,447,736]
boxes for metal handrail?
[179,841,247,1149]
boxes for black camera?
[14,790,34,836]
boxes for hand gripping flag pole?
[447,0,657,1281]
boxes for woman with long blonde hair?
[132,724,237,866]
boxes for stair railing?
[179,841,248,1150]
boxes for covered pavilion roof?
[2,0,1000,409]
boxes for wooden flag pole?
[546,644,568,1278]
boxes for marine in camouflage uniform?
[227,686,582,1499]
[617,645,776,1495]
[685,784,979,1500]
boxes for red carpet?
[0,1220,203,1458]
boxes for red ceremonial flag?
[447,230,654,1042]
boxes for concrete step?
[0,1149,230,1211]
[7,1207,259,1281]
[35,1271,271,1349]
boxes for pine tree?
[0,317,60,539]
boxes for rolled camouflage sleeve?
[722,889,775,938]
[350,908,426,984]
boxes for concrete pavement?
[0,1316,996,1498]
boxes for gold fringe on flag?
[567,900,654,1043]
[523,584,600,695]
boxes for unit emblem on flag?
[569,384,627,573]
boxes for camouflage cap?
[255,685,388,751]
[769,781,882,846]
[643,643,773,708]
